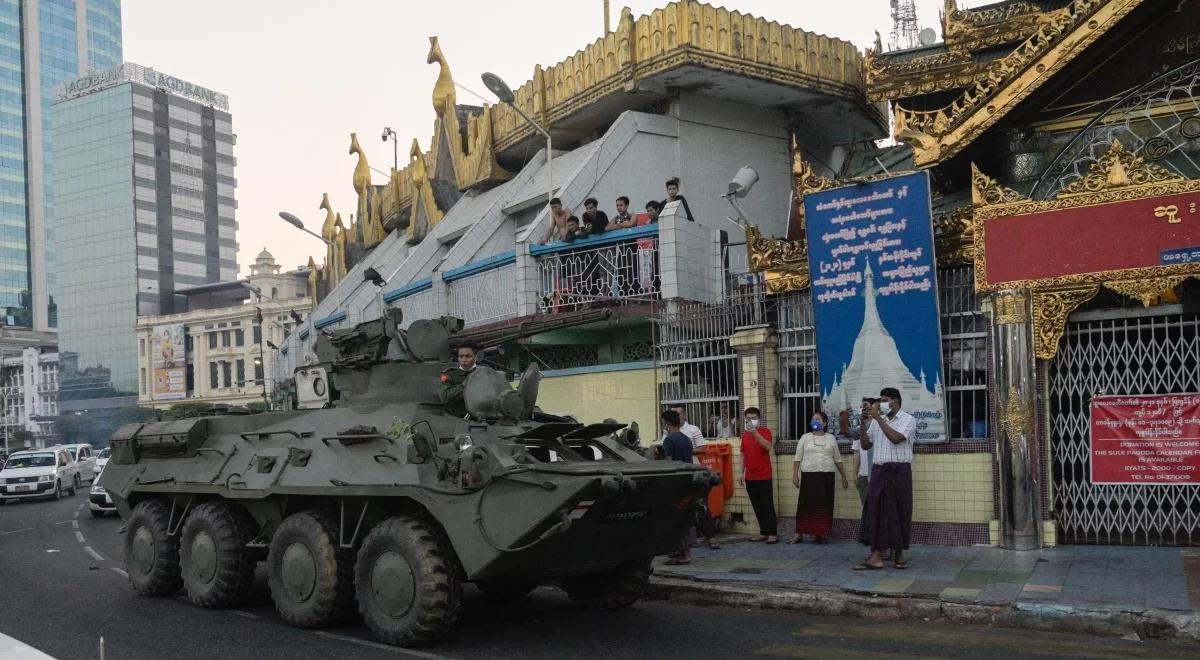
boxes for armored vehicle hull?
[102,313,714,647]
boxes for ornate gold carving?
[999,385,1032,451]
[428,37,454,118]
[970,163,1026,207]
[944,0,1045,52]
[1058,141,1182,197]
[746,224,808,287]
[1104,277,1189,307]
[994,291,1029,325]
[933,205,975,266]
[764,271,810,294]
[890,0,1143,166]
[1032,286,1099,360]
[972,159,1200,293]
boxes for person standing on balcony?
[607,196,635,230]
[540,197,573,244]
[581,198,608,235]
[662,177,694,222]
[642,200,661,224]
[789,411,848,544]
[740,407,778,544]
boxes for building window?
[254,363,264,384]
[253,325,262,345]
[235,329,244,346]
[139,339,145,357]
[221,362,232,388]
[209,362,218,389]
[185,335,193,352]
[186,364,194,392]
[140,368,147,394]
[236,360,245,386]
[208,333,217,349]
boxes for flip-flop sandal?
[765,537,779,545]
[787,536,802,545]
[664,558,691,565]
[853,562,884,571]
[749,536,766,542]
[893,560,909,569]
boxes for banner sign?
[805,171,947,443]
[1091,394,1200,485]
[151,324,187,400]
[978,190,1200,290]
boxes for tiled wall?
[531,365,659,438]
[716,437,996,545]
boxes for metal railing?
[534,230,660,313]
[393,289,435,329]
[447,264,517,327]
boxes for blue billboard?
[804,171,946,443]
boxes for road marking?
[229,611,259,619]
[55,520,71,526]
[110,567,128,578]
[74,531,85,543]
[311,631,454,659]
[73,511,79,519]
[84,546,104,562]
[0,527,33,535]
[71,520,79,529]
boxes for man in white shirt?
[853,387,917,571]
[663,404,706,453]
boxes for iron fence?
[448,264,517,327]
[939,265,990,441]
[776,290,822,442]
[537,237,659,313]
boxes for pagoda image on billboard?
[822,262,944,438]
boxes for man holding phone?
[853,387,917,570]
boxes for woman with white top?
[788,411,848,544]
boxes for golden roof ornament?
[970,163,1025,207]
[428,36,454,117]
[1058,141,1181,196]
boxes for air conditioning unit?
[295,367,331,409]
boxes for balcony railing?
[532,225,660,313]
[447,260,517,326]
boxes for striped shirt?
[867,410,917,464]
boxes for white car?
[55,443,96,487]
[95,447,110,473]
[0,448,79,502]
[89,466,116,517]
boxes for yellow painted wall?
[531,367,659,438]
[718,438,994,533]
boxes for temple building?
[277,1,1200,549]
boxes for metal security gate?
[1049,308,1200,545]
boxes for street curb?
[647,575,1200,643]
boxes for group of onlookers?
[653,386,919,570]
[540,177,695,244]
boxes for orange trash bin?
[694,444,733,517]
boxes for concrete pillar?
[431,271,450,318]
[515,242,541,317]
[730,324,782,530]
[990,289,1041,550]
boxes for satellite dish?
[918,27,937,46]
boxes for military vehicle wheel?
[179,501,258,608]
[475,578,539,601]
[268,511,356,628]
[124,499,182,597]
[355,516,461,647]
[562,558,651,610]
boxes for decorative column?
[991,289,1040,550]
[729,325,780,433]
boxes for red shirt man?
[739,407,778,543]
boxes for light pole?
[481,72,552,224]
[278,211,333,246]
[363,267,386,319]
[381,127,399,172]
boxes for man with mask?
[853,387,917,570]
[439,341,480,418]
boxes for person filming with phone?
[853,387,917,571]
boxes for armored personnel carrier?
[100,310,715,647]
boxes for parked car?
[54,443,96,488]
[88,466,116,517]
[95,447,110,473]
[0,448,79,502]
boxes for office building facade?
[0,0,122,332]
[53,62,237,408]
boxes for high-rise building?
[53,63,237,410]
[0,0,123,334]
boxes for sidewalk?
[650,538,1200,642]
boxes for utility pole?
[889,0,919,51]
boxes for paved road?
[2,494,1199,660]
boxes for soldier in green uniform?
[440,341,480,417]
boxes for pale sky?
[122,0,952,275]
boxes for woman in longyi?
[789,411,848,544]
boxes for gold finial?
[428,36,455,117]
[319,193,336,240]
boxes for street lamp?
[363,267,387,318]
[481,72,553,221]
[381,127,399,172]
[278,211,332,246]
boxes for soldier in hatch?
[440,341,480,417]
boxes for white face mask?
[880,401,892,415]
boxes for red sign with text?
[1091,394,1200,485]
